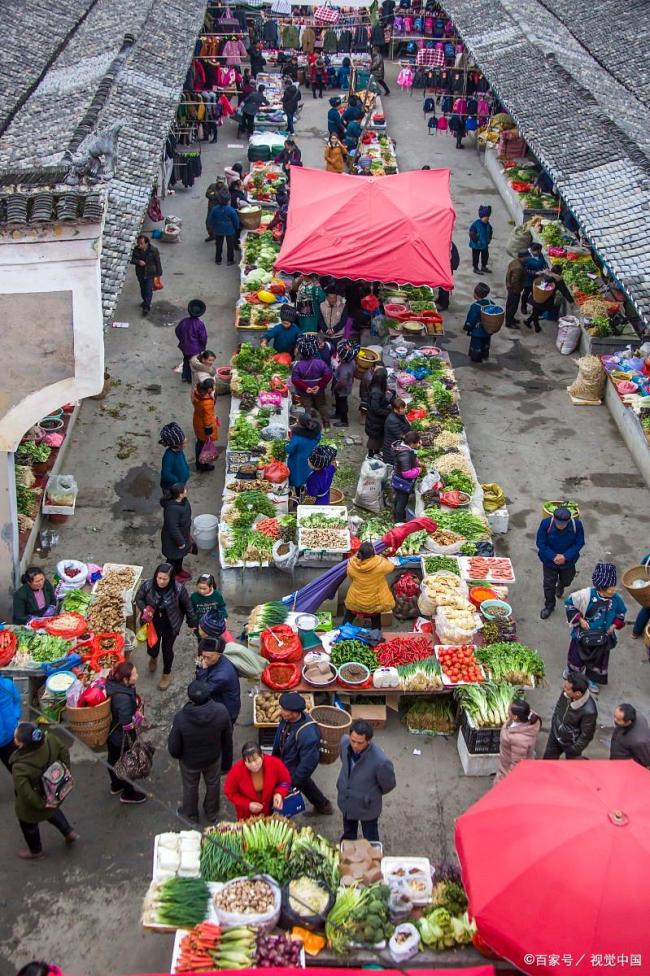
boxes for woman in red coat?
[224,742,291,819]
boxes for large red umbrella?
[455,761,650,976]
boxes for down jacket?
[192,388,218,442]
[344,554,395,615]
[549,690,597,757]
[11,732,71,823]
[161,496,192,562]
[136,578,197,635]
[495,718,541,782]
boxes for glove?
[141,606,154,623]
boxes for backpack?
[423,96,436,113]
[40,738,74,809]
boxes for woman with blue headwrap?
[291,333,332,427]
[305,445,338,505]
[564,562,627,693]
[332,340,359,427]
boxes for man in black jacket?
[282,79,300,134]
[610,704,650,767]
[241,85,269,136]
[382,397,410,465]
[195,638,241,724]
[436,241,459,311]
[131,234,162,316]
[168,680,233,823]
[544,673,597,759]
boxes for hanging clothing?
[222,38,247,65]
[323,29,338,53]
[302,27,316,53]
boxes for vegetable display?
[0,630,17,667]
[256,931,302,967]
[397,657,443,691]
[375,634,433,667]
[436,645,485,685]
[149,877,210,928]
[476,641,545,685]
[61,589,92,614]
[299,513,347,529]
[403,697,455,733]
[422,555,460,576]
[329,640,377,672]
[215,878,276,916]
[424,509,489,540]
[175,923,258,972]
[17,631,70,663]
[417,907,474,949]
[325,884,392,954]
[200,825,246,882]
[247,602,289,632]
[455,682,520,728]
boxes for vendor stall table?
[483,146,559,224]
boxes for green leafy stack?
[326,884,392,954]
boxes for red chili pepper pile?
[375,634,433,667]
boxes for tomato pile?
[436,644,484,684]
[375,634,433,667]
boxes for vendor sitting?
[13,566,57,625]
[262,305,301,356]
[305,445,338,505]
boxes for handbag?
[153,276,164,291]
[391,473,414,493]
[315,3,340,24]
[113,730,155,782]
[281,789,306,817]
[577,628,610,666]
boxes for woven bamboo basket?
[66,698,112,748]
[311,705,352,765]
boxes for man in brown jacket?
[505,250,528,329]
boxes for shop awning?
[275,167,456,288]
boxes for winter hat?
[217,189,230,205]
[199,609,227,637]
[159,422,185,448]
[553,506,572,525]
[297,333,320,358]
[592,562,617,589]
[478,205,492,218]
[309,445,337,469]
[279,691,306,711]
[187,680,211,705]
[188,299,206,317]
[280,304,298,323]
[329,97,342,107]
[337,339,359,362]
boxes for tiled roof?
[0,183,104,225]
[0,0,206,322]
[440,0,650,321]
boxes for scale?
[295,612,324,651]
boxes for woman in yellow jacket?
[324,134,348,173]
[343,542,395,630]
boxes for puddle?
[112,464,158,514]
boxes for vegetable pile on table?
[392,572,421,618]
[147,877,210,929]
[375,634,433,667]
[476,641,544,685]
[329,640,378,672]
[403,697,455,733]
[17,630,71,664]
[325,884,392,954]
[397,656,444,691]
[175,922,259,972]
[422,555,460,576]
[215,877,276,916]
[455,682,520,728]
[436,645,484,685]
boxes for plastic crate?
[460,711,501,754]
[257,726,276,751]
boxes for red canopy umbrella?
[455,761,650,976]
[275,166,456,288]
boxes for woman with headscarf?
[564,562,627,694]
[159,423,190,491]
[291,333,332,427]
[160,483,193,581]
[286,412,322,496]
[332,340,359,428]
[135,563,198,691]
[305,445,338,504]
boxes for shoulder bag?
[113,729,155,781]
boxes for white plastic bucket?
[192,514,219,550]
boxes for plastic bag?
[152,276,164,290]
[481,482,506,512]
[46,475,77,506]
[260,625,303,662]
[389,922,420,961]
[262,461,290,484]
[556,315,581,355]
[56,559,88,592]
[146,621,159,648]
[354,456,388,513]
[65,677,85,708]
[136,624,148,643]
[199,439,219,464]
[272,539,299,573]
[215,875,281,931]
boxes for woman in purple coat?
[175,300,208,383]
[305,445,337,504]
[290,333,332,427]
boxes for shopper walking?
[436,241,459,312]
[189,349,217,390]
[0,675,20,772]
[106,662,147,804]
[205,175,227,241]
[324,133,348,173]
[136,563,197,690]
[365,367,393,456]
[564,562,626,694]
[195,637,241,724]
[272,692,333,815]
[160,483,193,581]
[305,445,337,504]
[370,46,390,95]
[131,235,162,316]
[337,720,395,841]
[10,723,78,857]
[291,333,332,427]
[631,553,650,643]
[468,206,493,275]
[343,541,395,631]
[241,84,269,136]
[286,411,322,497]
[225,743,291,820]
[610,704,650,767]
[463,282,492,363]
[520,242,548,314]
[391,431,421,523]
[312,56,326,99]
[175,300,208,383]
[543,673,597,760]
[504,250,528,329]
[382,397,410,464]
[192,378,219,473]
[159,423,190,492]
[282,79,301,134]
[536,506,585,619]
[191,573,228,624]
[331,340,358,427]
[168,680,233,824]
[494,699,542,782]
[208,190,240,266]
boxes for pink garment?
[437,116,448,130]
[34,589,47,610]
[222,38,247,65]
[396,67,413,89]
[453,97,467,115]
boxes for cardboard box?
[380,612,393,628]
[350,704,387,730]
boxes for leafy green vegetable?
[442,469,474,494]
[330,640,377,671]
[476,641,545,684]
[425,508,490,540]
[229,415,261,451]
[422,555,460,576]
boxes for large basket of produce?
[542,499,580,519]
[239,206,263,230]
[532,279,555,304]
[479,305,504,335]
[66,697,112,748]
[622,564,650,608]
[310,705,352,765]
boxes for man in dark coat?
[250,43,266,79]
[436,241,459,311]
[504,250,528,329]
[382,398,410,465]
[610,704,650,767]
[131,234,162,315]
[168,680,233,823]
[195,638,241,724]
[336,720,396,841]
[241,84,269,136]
[282,79,300,134]
[272,692,333,815]
[543,674,597,759]
[536,507,585,619]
